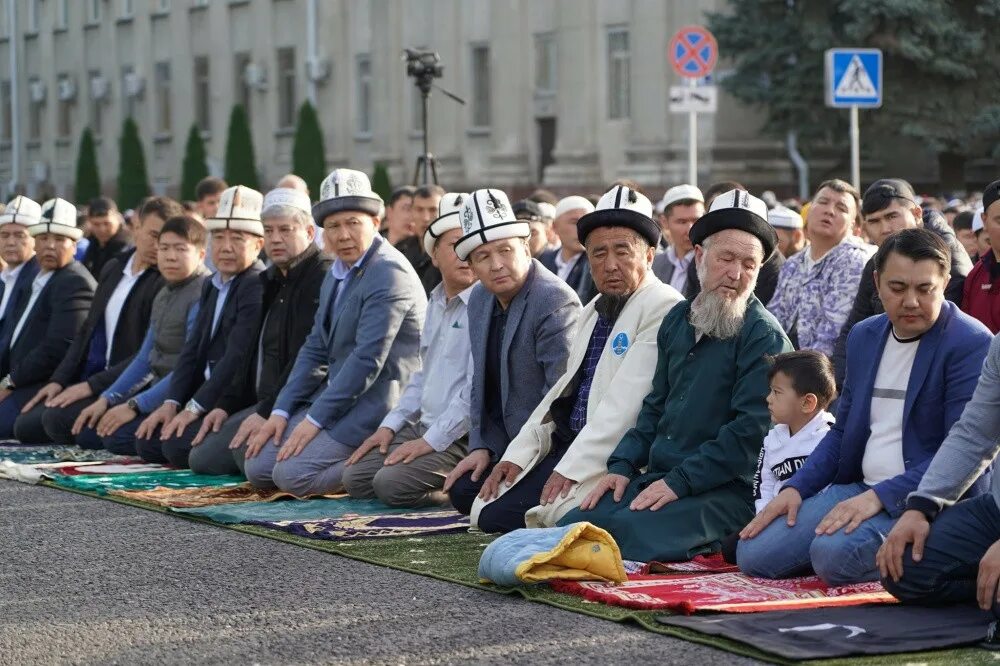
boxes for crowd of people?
[3,167,1000,630]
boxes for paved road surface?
[0,481,762,665]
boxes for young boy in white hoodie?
[721,350,836,563]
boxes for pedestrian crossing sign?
[825,48,883,108]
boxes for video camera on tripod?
[402,49,464,185]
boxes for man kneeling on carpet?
[739,228,992,585]
[554,190,791,563]
[469,185,684,533]
[340,193,477,507]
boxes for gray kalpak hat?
[689,188,777,259]
[205,185,264,236]
[424,192,469,256]
[455,189,529,261]
[312,169,384,224]
[0,196,42,228]
[30,198,83,240]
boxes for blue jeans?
[736,482,896,585]
[884,493,1000,615]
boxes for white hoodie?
[753,410,835,513]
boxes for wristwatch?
[184,400,205,417]
[126,398,140,414]
[0,375,14,391]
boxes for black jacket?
[684,249,785,304]
[539,248,598,304]
[166,261,265,411]
[397,235,442,296]
[82,227,132,279]
[831,209,971,389]
[50,250,164,393]
[0,261,96,387]
[217,245,333,417]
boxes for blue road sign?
[825,48,883,108]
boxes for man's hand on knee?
[629,479,678,511]
[346,427,395,466]
[740,487,802,540]
[815,489,882,536]
[275,419,321,462]
[443,449,490,492]
[978,540,1000,610]
[540,471,575,505]
[245,414,287,460]
[478,461,522,501]
[191,408,228,447]
[877,509,930,583]
[579,473,630,511]
[384,437,432,466]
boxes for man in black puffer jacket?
[832,179,971,390]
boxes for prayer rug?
[646,553,739,575]
[248,510,470,541]
[109,483,299,508]
[0,445,126,465]
[50,462,168,475]
[657,604,993,659]
[49,470,244,494]
[172,497,421,524]
[549,571,895,614]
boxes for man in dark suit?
[0,197,42,337]
[539,196,598,304]
[0,198,96,438]
[134,186,265,467]
[81,197,132,279]
[187,187,333,476]
[443,188,581,514]
[14,197,184,445]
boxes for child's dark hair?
[160,215,207,248]
[767,350,836,409]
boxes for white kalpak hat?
[657,184,704,214]
[30,198,83,240]
[536,202,557,221]
[262,187,312,217]
[424,192,470,256]
[206,185,264,236]
[554,196,595,219]
[689,188,778,259]
[577,184,660,247]
[455,189,529,261]
[973,206,985,233]
[0,196,42,228]
[312,168,384,224]
[768,205,803,230]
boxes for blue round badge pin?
[611,332,629,357]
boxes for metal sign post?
[668,26,718,186]
[825,48,883,190]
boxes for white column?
[485,0,531,186]
[369,0,406,183]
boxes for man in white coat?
[471,185,685,532]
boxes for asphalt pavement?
[0,480,762,665]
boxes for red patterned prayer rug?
[645,553,739,575]
[549,571,895,614]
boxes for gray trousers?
[243,407,355,497]
[187,405,257,476]
[340,422,467,508]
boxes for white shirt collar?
[1,261,26,282]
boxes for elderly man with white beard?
[557,190,792,563]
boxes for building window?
[234,52,252,118]
[27,0,39,33]
[607,26,630,119]
[194,56,210,132]
[56,0,69,29]
[0,81,11,141]
[356,54,371,135]
[57,76,73,138]
[88,70,103,136]
[121,65,137,118]
[120,0,133,18]
[28,79,42,140]
[470,44,491,128]
[534,32,557,93]
[154,61,171,133]
[157,0,170,12]
[87,0,102,23]
[276,47,296,129]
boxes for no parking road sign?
[669,25,718,79]
[825,48,883,108]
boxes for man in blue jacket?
[244,169,426,497]
[739,228,992,585]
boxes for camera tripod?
[404,49,464,186]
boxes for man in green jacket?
[559,189,792,562]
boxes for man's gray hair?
[262,204,312,228]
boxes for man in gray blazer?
[244,169,426,496]
[443,188,581,514]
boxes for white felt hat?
[577,184,660,247]
[554,196,595,219]
[424,192,470,256]
[0,196,42,228]
[657,184,704,213]
[30,198,82,240]
[689,188,777,259]
[262,187,312,217]
[768,205,803,230]
[536,202,557,221]
[206,185,264,236]
[313,169,384,224]
[455,189,529,261]
[973,206,985,233]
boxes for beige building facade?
[0,0,914,204]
